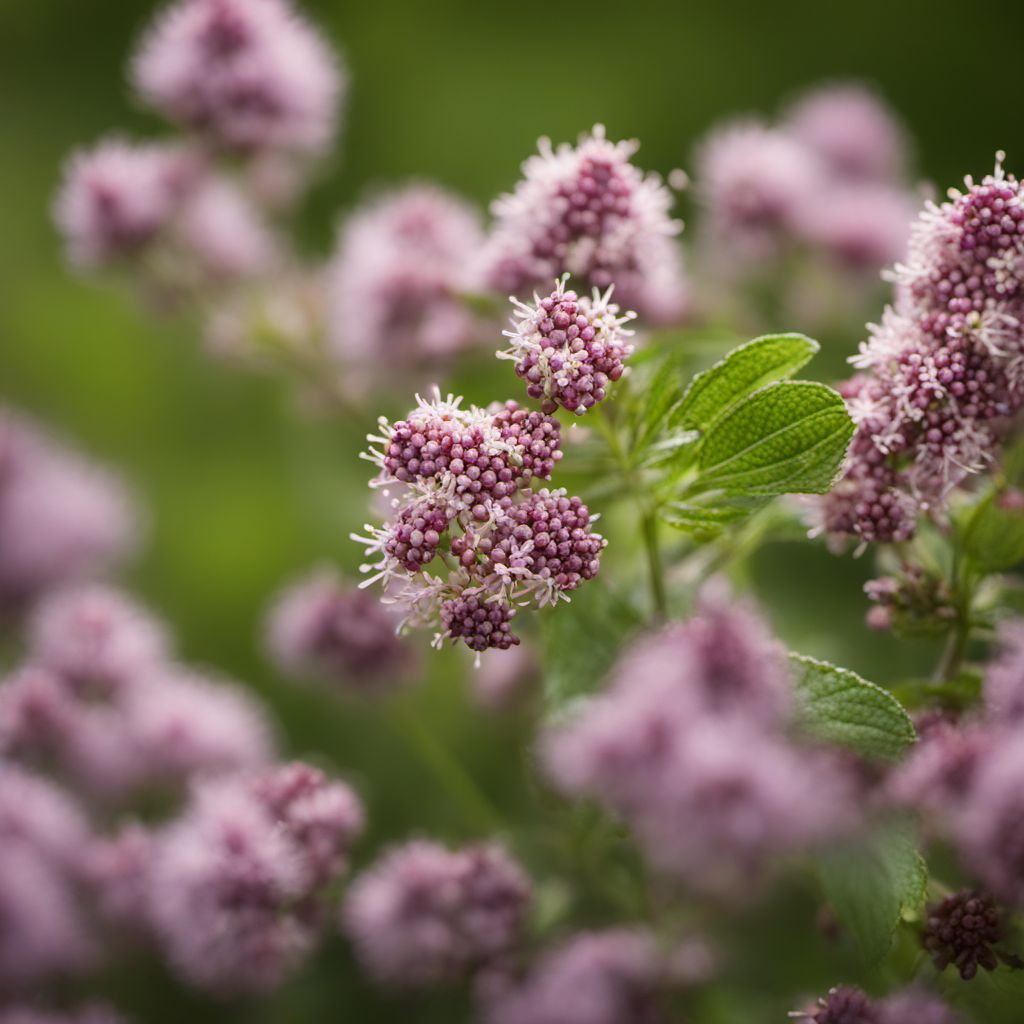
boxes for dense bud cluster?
[822,156,1024,544]
[481,125,687,323]
[922,889,1001,980]
[355,301,612,653]
[500,278,634,415]
[797,985,962,1024]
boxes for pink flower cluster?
[481,125,687,324]
[0,410,138,612]
[355,376,608,653]
[266,565,413,695]
[543,586,855,893]
[499,278,635,415]
[889,619,1024,912]
[342,840,530,988]
[0,577,365,1000]
[694,83,915,276]
[822,156,1024,544]
[796,985,961,1024]
[328,184,485,383]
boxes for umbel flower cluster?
[823,155,1024,544]
[354,278,631,653]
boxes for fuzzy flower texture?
[354,279,630,652]
[823,155,1024,544]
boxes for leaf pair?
[655,333,855,538]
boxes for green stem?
[387,702,505,835]
[593,407,668,619]
[641,508,668,619]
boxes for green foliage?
[790,654,916,761]
[961,487,1024,573]
[540,581,645,707]
[673,333,820,432]
[818,818,927,965]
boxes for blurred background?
[2,1,1023,1019]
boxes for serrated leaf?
[673,333,820,432]
[692,381,854,497]
[541,582,644,707]
[634,352,688,451]
[790,654,916,761]
[963,488,1024,573]
[818,818,927,964]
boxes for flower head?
[132,0,343,156]
[482,125,687,323]
[500,277,635,415]
[922,889,1002,980]
[343,840,530,987]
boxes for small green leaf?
[674,333,820,432]
[541,582,644,707]
[790,654,916,761]
[963,488,1024,573]
[818,818,927,964]
[635,351,688,450]
[659,498,768,541]
[692,381,854,497]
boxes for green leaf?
[635,351,688,451]
[962,488,1024,573]
[790,653,916,761]
[660,498,768,541]
[541,582,644,707]
[818,818,927,964]
[692,381,854,497]
[673,333,820,432]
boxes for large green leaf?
[673,333,820,432]
[790,654,916,761]
[541,582,644,707]
[692,381,854,497]
[818,818,927,964]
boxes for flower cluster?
[355,329,613,650]
[151,763,363,993]
[0,410,138,612]
[796,985,961,1024]
[888,619,1024,918]
[266,565,414,695]
[822,156,1024,544]
[0,584,272,802]
[342,840,530,988]
[543,585,854,893]
[131,0,343,158]
[327,184,485,384]
[499,278,635,415]
[694,83,913,274]
[481,125,687,324]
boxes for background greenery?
[2,1,1023,1020]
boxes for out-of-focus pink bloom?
[174,173,280,279]
[984,618,1024,722]
[482,125,687,324]
[470,643,537,711]
[122,668,274,786]
[27,584,169,698]
[877,988,962,1024]
[343,840,531,988]
[694,120,824,263]
[784,82,908,182]
[132,0,343,157]
[0,410,139,610]
[266,566,413,694]
[485,929,671,1024]
[954,731,1024,907]
[0,769,94,987]
[328,184,484,378]
[149,777,313,993]
[83,824,155,935]
[0,1007,129,1024]
[53,139,196,268]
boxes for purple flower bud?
[922,889,1001,980]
